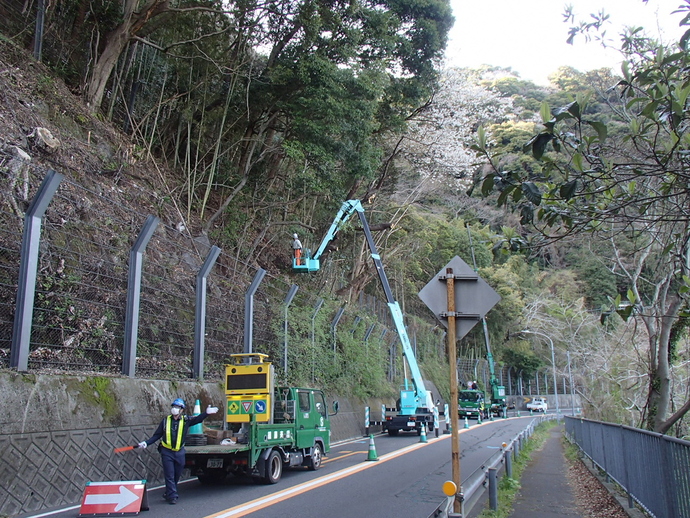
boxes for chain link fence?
[0,2,518,389]
[456,358,573,397]
[1,161,454,386]
[0,159,293,380]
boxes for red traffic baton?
[113,445,139,454]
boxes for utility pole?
[567,350,575,415]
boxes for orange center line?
[322,451,361,464]
[203,435,450,518]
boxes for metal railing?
[565,416,690,518]
[430,415,554,518]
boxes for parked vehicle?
[526,397,548,413]
[185,353,337,485]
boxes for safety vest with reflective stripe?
[161,415,185,451]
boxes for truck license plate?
[207,458,223,469]
[407,422,415,427]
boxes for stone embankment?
[0,371,394,517]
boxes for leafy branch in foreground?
[472,8,690,433]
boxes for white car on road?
[527,397,548,412]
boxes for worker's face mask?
[171,406,182,416]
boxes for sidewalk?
[508,424,580,518]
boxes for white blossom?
[399,68,513,190]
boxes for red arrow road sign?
[78,480,148,516]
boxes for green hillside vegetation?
[2,0,690,436]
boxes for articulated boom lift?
[294,200,435,434]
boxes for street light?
[567,350,575,416]
[520,329,560,416]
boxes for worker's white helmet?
[293,233,298,238]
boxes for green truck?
[185,353,336,484]
[458,389,486,419]
[458,384,506,419]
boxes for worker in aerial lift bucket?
[138,398,218,505]
[292,233,303,265]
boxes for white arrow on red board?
[84,485,139,511]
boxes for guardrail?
[565,416,690,518]
[429,414,554,518]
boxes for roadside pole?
[446,268,461,514]
[418,255,501,516]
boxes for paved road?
[21,417,539,518]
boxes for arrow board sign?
[78,480,148,516]
[418,256,501,340]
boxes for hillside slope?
[0,38,183,220]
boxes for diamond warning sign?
[228,401,240,414]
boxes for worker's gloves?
[206,406,219,414]
[138,441,148,449]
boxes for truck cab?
[273,387,331,453]
[526,396,548,413]
[458,389,486,419]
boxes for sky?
[445,0,688,85]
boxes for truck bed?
[185,443,249,454]
[186,419,303,455]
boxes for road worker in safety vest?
[138,398,218,505]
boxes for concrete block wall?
[0,424,162,517]
[0,371,392,517]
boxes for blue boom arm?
[294,200,433,414]
[293,200,361,272]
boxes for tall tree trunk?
[86,22,129,113]
[645,297,683,433]
[85,0,170,114]
[649,295,682,432]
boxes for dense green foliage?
[471,3,690,433]
[7,0,690,434]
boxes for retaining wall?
[0,371,390,517]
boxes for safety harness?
[161,415,185,451]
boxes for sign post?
[419,256,501,515]
[446,267,461,514]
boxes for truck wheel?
[387,428,399,436]
[307,443,323,471]
[264,450,283,484]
